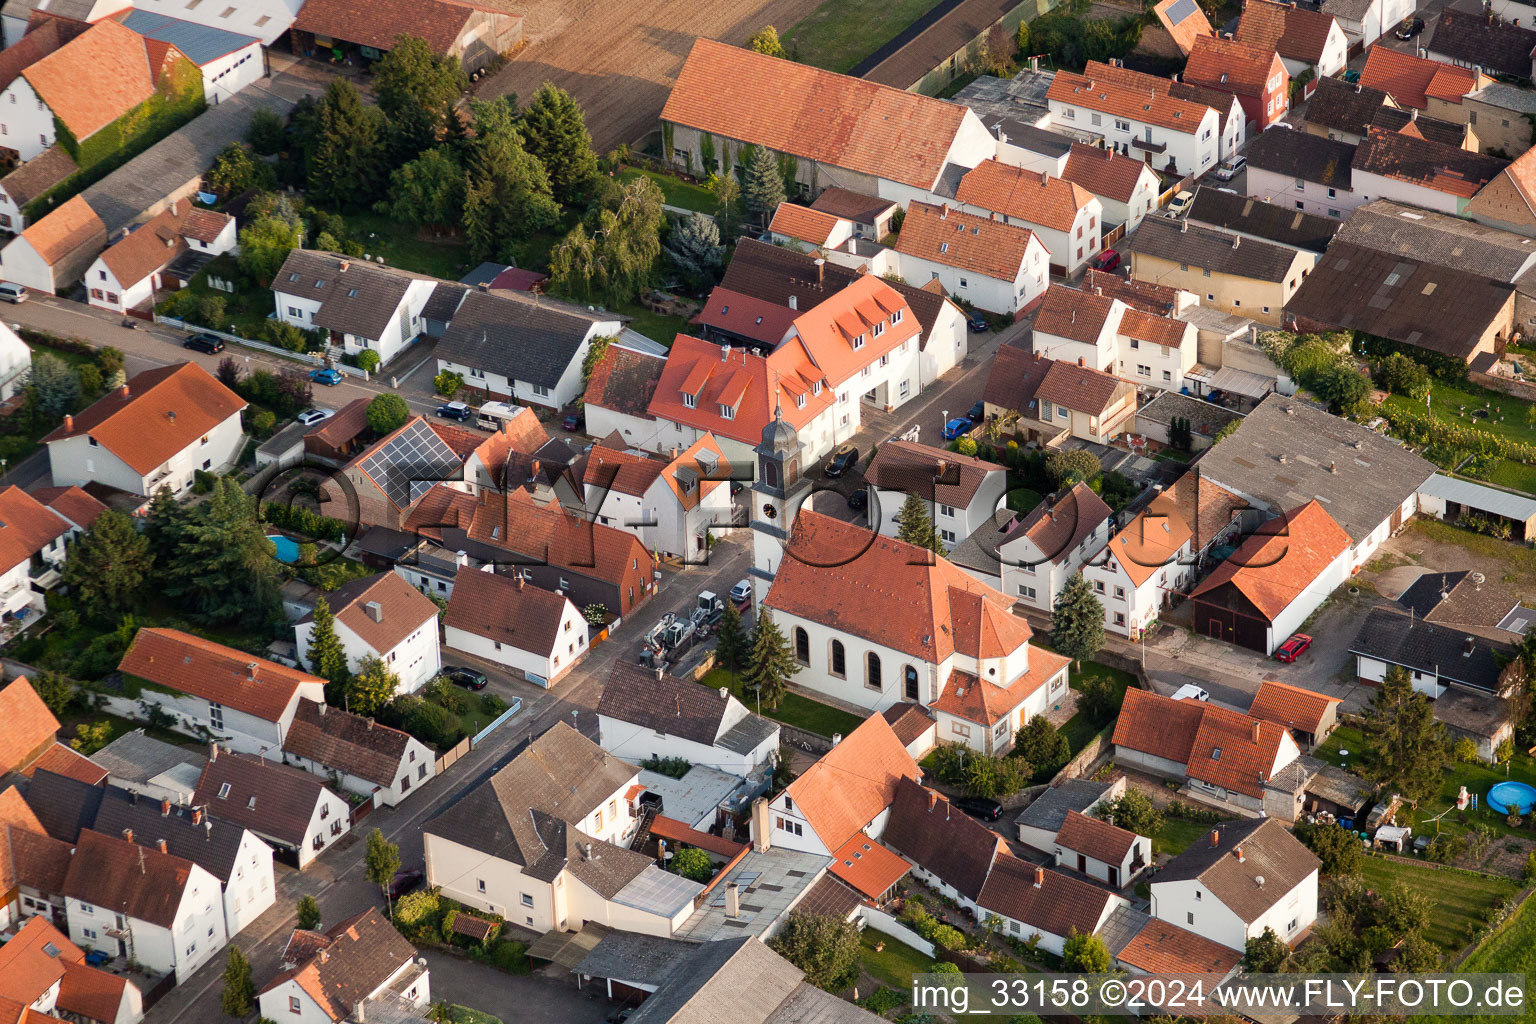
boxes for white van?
[476,401,520,431]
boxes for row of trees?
[713,602,800,709]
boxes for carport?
[1417,472,1536,542]
[526,923,611,971]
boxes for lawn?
[1384,380,1536,448]
[783,0,947,73]
[1488,459,1536,496]
[56,709,203,754]
[1410,518,1536,581]
[617,168,715,214]
[860,929,934,991]
[342,211,474,280]
[1316,724,1536,843]
[1361,855,1519,953]
[1005,487,1043,514]
[1056,659,1135,753]
[698,667,864,739]
[1154,817,1222,856]
[614,299,692,346]
[1415,894,1536,1024]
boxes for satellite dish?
[1255,875,1266,888]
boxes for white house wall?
[223,830,276,936]
[200,44,264,103]
[0,78,58,163]
[1246,164,1359,219]
[896,238,1049,316]
[1,235,60,294]
[1151,870,1317,950]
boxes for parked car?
[942,417,973,441]
[1395,15,1424,37]
[1166,191,1195,217]
[309,368,343,386]
[823,443,860,478]
[1342,69,1360,83]
[1274,633,1313,663]
[955,796,1004,821]
[847,489,867,511]
[1210,157,1246,182]
[436,401,473,421]
[184,333,225,354]
[966,312,990,333]
[1090,249,1122,272]
[389,869,424,900]
[562,409,584,433]
[296,408,334,427]
[729,578,752,605]
[966,399,986,422]
[0,283,27,303]
[1171,684,1211,702]
[443,666,488,690]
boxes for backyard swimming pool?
[267,535,300,564]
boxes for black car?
[955,796,1004,821]
[184,333,225,354]
[443,666,487,690]
[847,489,867,511]
[966,399,986,423]
[967,313,990,333]
[389,868,424,900]
[1395,15,1424,37]
[823,443,860,478]
[436,402,473,421]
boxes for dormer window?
[795,393,806,408]
[892,309,903,325]
[682,392,697,409]
[872,321,885,338]
[812,381,822,395]
[720,404,735,420]
[852,334,865,350]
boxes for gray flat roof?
[637,765,743,830]
[1014,778,1113,833]
[91,730,203,785]
[612,866,704,919]
[673,849,829,942]
[1420,472,1536,524]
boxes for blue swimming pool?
[267,535,300,564]
[1487,781,1536,815]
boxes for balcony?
[1131,137,1168,154]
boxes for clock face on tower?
[764,503,777,520]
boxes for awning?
[1186,365,1274,399]
[526,923,611,969]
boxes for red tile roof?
[864,440,1001,509]
[32,485,106,531]
[1248,679,1341,735]
[119,628,323,722]
[1119,308,1190,349]
[782,713,920,850]
[0,916,80,1007]
[463,488,656,588]
[1118,918,1242,974]
[827,834,911,898]
[1102,487,1195,587]
[662,37,974,190]
[63,829,194,929]
[647,334,831,448]
[291,0,510,55]
[769,203,846,246]
[582,345,664,421]
[21,743,106,784]
[0,678,60,775]
[1190,500,1351,620]
[692,286,799,348]
[895,200,1040,281]
[1036,358,1130,416]
[0,485,70,572]
[1112,686,1205,764]
[581,438,667,497]
[22,20,160,140]
[766,509,1035,662]
[1062,142,1155,204]
[42,362,246,476]
[1008,482,1114,567]
[443,566,574,657]
[788,274,919,387]
[320,571,440,655]
[648,814,746,858]
[1184,35,1286,99]
[1236,0,1341,65]
[881,777,1007,900]
[1054,809,1137,863]
[978,855,1119,939]
[1353,126,1506,198]
[1359,45,1481,109]
[1153,0,1214,54]
[1034,285,1117,344]
[1049,70,1212,136]
[56,960,130,1024]
[99,200,230,289]
[929,647,1071,727]
[18,194,106,268]
[0,20,80,93]
[1186,702,1295,797]
[956,159,1094,232]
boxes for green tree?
[348,656,400,716]
[1045,449,1101,488]
[304,595,350,696]
[364,827,402,912]
[309,79,388,208]
[1376,882,1431,935]
[246,108,286,155]
[1062,930,1111,972]
[208,142,272,197]
[1097,787,1163,834]
[30,670,74,715]
[61,509,153,618]
[74,363,101,397]
[1212,419,1241,445]
[1293,821,1363,876]
[1364,665,1450,802]
[1168,415,1192,452]
[434,369,464,399]
[296,894,321,931]
[1374,352,1431,400]
[669,846,714,882]
[1242,927,1291,972]
[356,350,381,375]
[742,145,786,226]
[741,610,799,710]
[768,912,862,992]
[164,478,282,624]
[746,25,788,58]
[25,353,81,421]
[548,176,665,305]
[462,112,561,259]
[1390,932,1441,973]
[664,211,725,289]
[1051,573,1105,667]
[219,945,254,1017]
[1016,18,1031,54]
[378,147,467,229]
[581,334,614,387]
[714,600,748,673]
[373,34,467,139]
[520,82,599,205]
[143,486,190,564]
[709,172,743,241]
[367,393,411,436]
[237,213,304,284]
[1312,365,1371,413]
[893,493,944,553]
[1014,715,1069,780]
[1076,673,1120,724]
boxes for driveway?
[421,951,610,1024]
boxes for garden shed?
[1417,472,1536,542]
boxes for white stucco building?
[256,909,428,1024]
[194,749,352,871]
[273,249,438,366]
[580,434,735,560]
[894,200,1050,316]
[865,441,1007,552]
[598,662,780,778]
[1048,69,1221,178]
[282,700,438,808]
[84,200,236,314]
[1032,284,1199,393]
[296,572,442,694]
[443,568,589,686]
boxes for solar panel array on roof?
[357,421,461,509]
[1166,0,1200,23]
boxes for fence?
[862,907,937,956]
[140,973,176,1010]
[471,703,523,746]
[1059,722,1115,781]
[152,315,369,379]
[436,736,471,773]
[350,796,376,826]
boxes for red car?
[1274,634,1312,662]
[1090,249,1122,272]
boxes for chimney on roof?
[1411,107,1419,121]
[1210,828,1221,847]
[655,665,664,680]
[319,703,326,716]
[318,949,329,964]
[63,414,72,432]
[339,260,350,272]
[120,384,129,398]
[726,882,740,918]
[719,686,729,700]
[751,797,771,853]
[1236,845,1245,863]
[940,204,949,220]
[367,717,374,730]
[832,733,843,746]
[1329,461,1337,473]
[1094,287,1102,296]
[815,257,825,284]
[161,798,171,817]
[364,600,383,623]
[478,281,489,291]
[1252,720,1261,743]
[209,742,218,762]
[1232,235,1241,249]
[1078,356,1085,367]
[789,295,798,310]
[192,809,202,825]
[929,790,938,811]
[516,573,524,590]
[122,828,134,843]
[1033,866,1045,888]
[1034,351,1042,361]
[1180,219,1188,233]
[1040,170,1049,186]
[157,839,167,854]
[1465,636,1476,657]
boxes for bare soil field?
[477,0,828,151]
